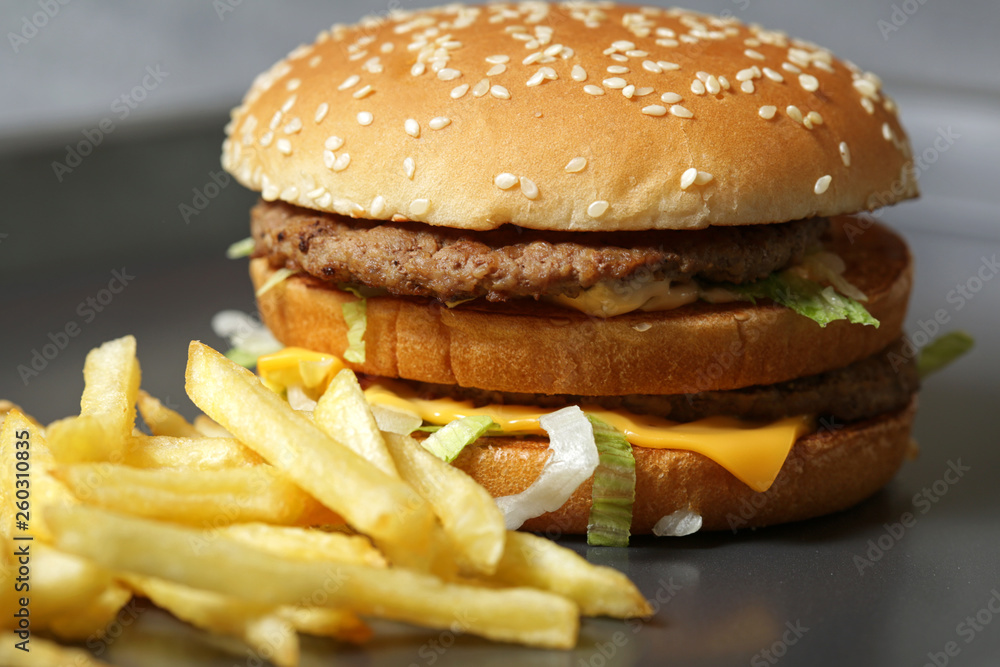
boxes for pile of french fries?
[0,336,651,666]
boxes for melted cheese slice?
[258,349,813,492]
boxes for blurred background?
[1,2,998,666]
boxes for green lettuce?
[341,298,367,363]
[729,272,879,328]
[421,415,498,462]
[586,416,636,548]
[918,331,974,379]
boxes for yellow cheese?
[258,349,814,492]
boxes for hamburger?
[220,2,919,538]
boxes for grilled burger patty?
[388,340,918,425]
[252,200,828,303]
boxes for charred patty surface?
[396,340,919,424]
[252,201,828,303]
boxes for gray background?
[1,2,999,666]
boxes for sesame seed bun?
[222,3,917,232]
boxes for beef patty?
[390,339,918,424]
[252,201,828,303]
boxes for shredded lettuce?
[226,237,255,259]
[224,347,261,369]
[341,298,367,363]
[255,268,295,298]
[586,416,636,547]
[729,272,879,328]
[211,310,283,369]
[421,415,497,462]
[918,331,974,379]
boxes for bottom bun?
[451,398,917,534]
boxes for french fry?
[123,434,264,469]
[0,633,114,666]
[49,505,580,649]
[193,414,233,438]
[48,336,140,463]
[42,582,133,641]
[384,433,505,577]
[28,542,117,621]
[0,409,76,540]
[490,531,653,619]
[313,369,399,478]
[52,463,339,527]
[217,523,386,567]
[279,606,372,644]
[137,390,201,437]
[184,342,435,568]
[124,575,299,667]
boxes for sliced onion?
[286,384,317,412]
[495,406,599,530]
[652,510,703,537]
[371,403,423,435]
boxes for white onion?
[371,403,422,435]
[495,406,599,530]
[210,310,282,355]
[653,510,703,537]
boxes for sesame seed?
[610,54,628,63]
[286,78,301,91]
[565,157,587,173]
[451,84,470,99]
[839,142,851,167]
[670,104,693,118]
[259,131,274,147]
[410,62,426,77]
[806,111,823,126]
[695,171,714,185]
[705,76,721,95]
[853,78,878,97]
[357,111,374,126]
[626,50,648,57]
[690,79,706,95]
[642,105,667,116]
[526,71,545,87]
[519,177,539,200]
[370,195,386,217]
[332,153,351,171]
[404,157,415,179]
[762,67,783,82]
[539,67,557,80]
[437,68,462,81]
[353,84,374,99]
[429,117,451,130]
[405,118,420,137]
[656,38,679,48]
[323,150,336,169]
[799,74,819,92]
[280,185,298,200]
[603,77,627,89]
[281,96,297,113]
[782,62,801,73]
[584,85,605,96]
[758,105,777,119]
[587,200,609,218]
[269,111,283,131]
[661,92,682,103]
[572,65,587,81]
[612,40,636,51]
[262,184,280,201]
[740,80,755,94]
[283,118,302,134]
[523,52,543,66]
[622,84,636,98]
[786,105,803,123]
[607,65,630,74]
[544,43,564,57]
[882,122,893,141]
[309,55,323,67]
[314,103,329,124]
[642,60,662,74]
[814,175,832,194]
[680,168,698,189]
[635,87,654,96]
[380,43,393,54]
[325,136,344,150]
[487,63,507,76]
[276,138,292,155]
[338,74,360,90]
[719,76,731,90]
[410,199,431,216]
[658,61,680,71]
[486,54,510,64]
[472,79,490,97]
[696,71,710,82]
[490,85,511,99]
[306,187,325,199]
[495,173,518,189]
[736,68,756,82]
[861,97,875,114]
[317,192,332,208]
[744,49,765,60]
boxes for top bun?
[222,3,917,232]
